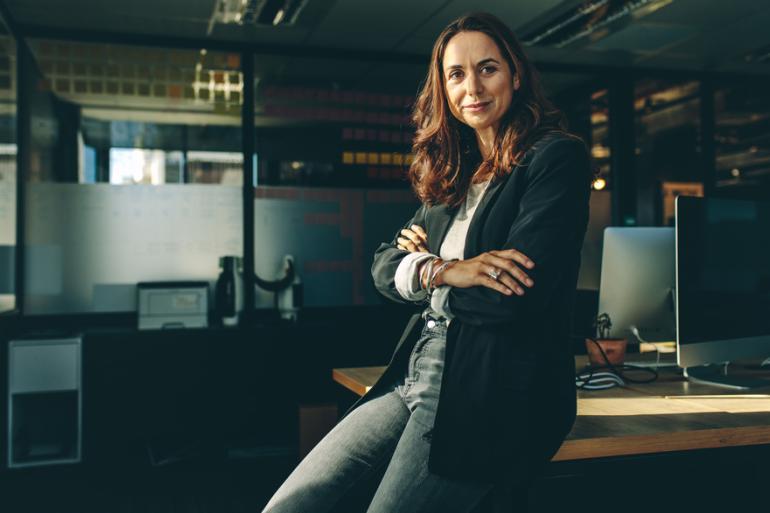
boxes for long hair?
[409,12,567,207]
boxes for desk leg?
[298,403,339,460]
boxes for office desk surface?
[332,363,770,462]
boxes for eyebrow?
[445,58,500,73]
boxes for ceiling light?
[592,177,607,190]
[521,0,674,49]
[208,0,308,33]
[591,144,610,159]
[272,8,286,25]
[744,43,770,63]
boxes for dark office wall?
[52,98,80,182]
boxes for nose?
[466,70,483,97]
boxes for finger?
[400,229,422,245]
[401,229,429,250]
[397,244,407,251]
[497,271,525,295]
[410,225,429,243]
[397,237,418,252]
[486,254,533,288]
[479,275,514,296]
[491,249,535,269]
[481,262,524,295]
[399,233,429,253]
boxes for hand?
[397,225,430,253]
[435,249,535,296]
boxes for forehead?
[442,31,503,67]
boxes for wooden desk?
[332,363,770,462]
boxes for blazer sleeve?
[447,136,591,326]
[371,203,429,304]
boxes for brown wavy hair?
[409,12,567,207]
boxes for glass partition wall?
[22,40,243,314]
[0,17,16,313]
[5,29,758,315]
[251,55,424,307]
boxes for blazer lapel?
[426,203,455,255]
[463,174,509,259]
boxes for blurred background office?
[0,0,769,512]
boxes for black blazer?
[360,134,591,484]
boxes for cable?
[630,325,663,368]
[576,337,659,390]
[575,370,625,390]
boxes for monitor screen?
[676,196,770,367]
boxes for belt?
[422,310,449,330]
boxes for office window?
[634,79,702,226]
[253,54,422,189]
[715,82,770,198]
[0,19,16,312]
[21,40,243,314]
[251,54,425,306]
[28,40,243,186]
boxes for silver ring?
[487,267,501,281]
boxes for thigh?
[366,413,493,513]
[262,388,409,513]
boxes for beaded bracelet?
[427,259,457,296]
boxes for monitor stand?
[684,363,770,390]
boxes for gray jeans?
[261,320,493,513]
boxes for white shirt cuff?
[394,252,436,301]
[430,285,454,319]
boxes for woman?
[263,12,590,513]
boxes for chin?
[463,119,493,131]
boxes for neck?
[474,126,497,160]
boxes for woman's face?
[442,31,517,136]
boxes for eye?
[480,65,498,75]
[448,69,464,80]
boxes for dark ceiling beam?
[13,21,770,85]
[388,0,453,52]
[0,0,21,39]
[15,23,429,64]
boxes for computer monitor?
[597,227,676,343]
[676,196,770,388]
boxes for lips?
[462,101,491,112]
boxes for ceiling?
[2,0,770,75]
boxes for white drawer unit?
[7,337,82,468]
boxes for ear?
[513,76,520,91]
